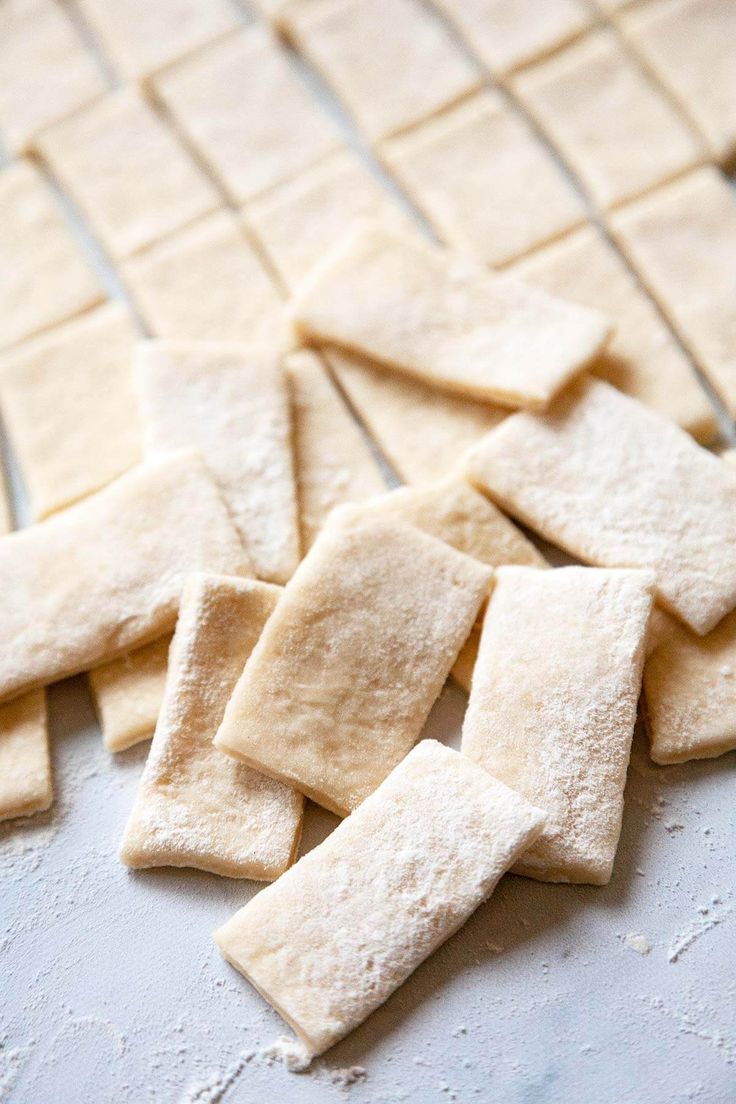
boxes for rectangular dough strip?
[0,690,52,822]
[88,635,171,753]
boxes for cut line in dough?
[0,690,51,822]
[88,635,171,753]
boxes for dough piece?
[464,376,736,636]
[88,635,171,753]
[509,224,717,442]
[0,450,252,704]
[135,341,299,584]
[286,350,385,550]
[120,575,303,877]
[0,0,105,155]
[215,516,492,815]
[0,302,142,519]
[609,167,736,418]
[463,566,653,884]
[620,0,736,165]
[327,349,506,484]
[153,26,341,205]
[36,87,219,260]
[75,0,239,81]
[0,160,104,352]
[215,739,545,1057]
[245,149,413,292]
[513,28,704,210]
[0,690,51,822]
[122,211,284,344]
[286,0,481,142]
[293,223,611,409]
[380,91,586,269]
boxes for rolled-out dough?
[0,690,51,822]
[88,635,171,753]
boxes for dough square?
[286,0,481,142]
[134,341,300,584]
[215,739,545,1057]
[0,302,143,520]
[120,574,303,878]
[36,87,220,260]
[122,211,285,344]
[153,25,342,205]
[0,160,104,352]
[609,167,736,418]
[513,28,705,210]
[509,224,718,442]
[75,0,240,81]
[381,90,587,268]
[0,0,105,155]
[89,635,171,753]
[285,350,386,550]
[0,690,51,822]
[215,515,492,815]
[462,566,654,884]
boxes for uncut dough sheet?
[464,376,736,636]
[134,341,300,585]
[462,566,654,884]
[293,223,611,409]
[215,739,546,1057]
[88,635,171,753]
[120,575,303,878]
[215,516,492,815]
[0,450,252,704]
[0,690,51,822]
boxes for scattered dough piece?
[286,350,385,550]
[464,376,736,636]
[75,0,239,81]
[0,690,51,822]
[513,28,704,210]
[381,91,586,268]
[0,450,252,704]
[89,635,171,753]
[286,0,481,142]
[120,575,303,877]
[135,341,299,584]
[0,302,142,519]
[463,566,654,884]
[153,25,341,205]
[215,739,545,1057]
[122,211,284,344]
[509,224,717,442]
[36,87,219,260]
[293,223,611,409]
[0,160,104,352]
[215,516,492,815]
[609,167,736,418]
[0,0,105,155]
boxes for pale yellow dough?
[463,566,654,884]
[0,691,51,822]
[120,575,303,878]
[215,739,545,1057]
[135,341,299,585]
[215,515,492,815]
[0,450,252,704]
[464,376,736,636]
[89,635,171,753]
[293,223,611,409]
[0,302,142,520]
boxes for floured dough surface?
[215,516,492,815]
[294,223,611,409]
[464,376,736,636]
[215,739,545,1056]
[463,566,653,884]
[120,574,303,878]
[89,635,171,753]
[381,90,586,268]
[135,341,299,584]
[0,690,51,822]
[0,450,252,704]
[0,302,142,519]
